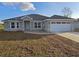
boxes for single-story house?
[2,14,79,32]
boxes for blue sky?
[0,2,79,20]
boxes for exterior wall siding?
[74,22,79,29]
[3,18,77,32]
[44,19,75,32]
[44,21,50,32]
[4,20,23,31]
[4,21,10,31]
[31,20,43,31]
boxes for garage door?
[50,22,72,32]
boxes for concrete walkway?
[57,32,79,43]
[24,31,54,34]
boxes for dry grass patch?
[0,31,79,56]
[0,24,4,30]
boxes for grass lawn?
[0,30,79,57]
[0,24,4,30]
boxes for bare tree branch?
[62,7,72,17]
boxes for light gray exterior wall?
[44,21,50,32]
[44,19,76,32]
[4,21,10,31]
[3,18,79,32]
[73,21,79,29]
[31,20,43,31]
[3,20,44,31]
[4,20,23,31]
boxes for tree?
[62,7,72,17]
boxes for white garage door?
[50,22,72,32]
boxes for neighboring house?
[2,14,78,32]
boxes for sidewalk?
[57,32,79,43]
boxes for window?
[57,22,61,24]
[11,22,15,28]
[17,22,19,28]
[38,22,41,28]
[62,22,66,24]
[34,22,37,28]
[34,22,41,28]
[62,22,71,24]
[51,22,61,24]
[51,22,55,24]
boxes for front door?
[24,21,30,31]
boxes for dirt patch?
[0,31,79,56]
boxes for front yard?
[0,24,4,30]
[0,30,79,57]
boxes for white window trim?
[34,21,42,29]
[10,22,15,29]
[51,21,71,24]
[16,22,20,28]
[10,22,20,29]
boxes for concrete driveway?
[57,32,79,43]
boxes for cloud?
[2,2,18,9]
[20,2,36,11]
[2,2,16,6]
[1,2,36,11]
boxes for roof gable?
[50,15,73,19]
[26,14,49,20]
[3,14,49,21]
[2,14,73,21]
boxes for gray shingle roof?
[26,14,49,20]
[3,14,49,21]
[50,15,73,19]
[2,14,73,21]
